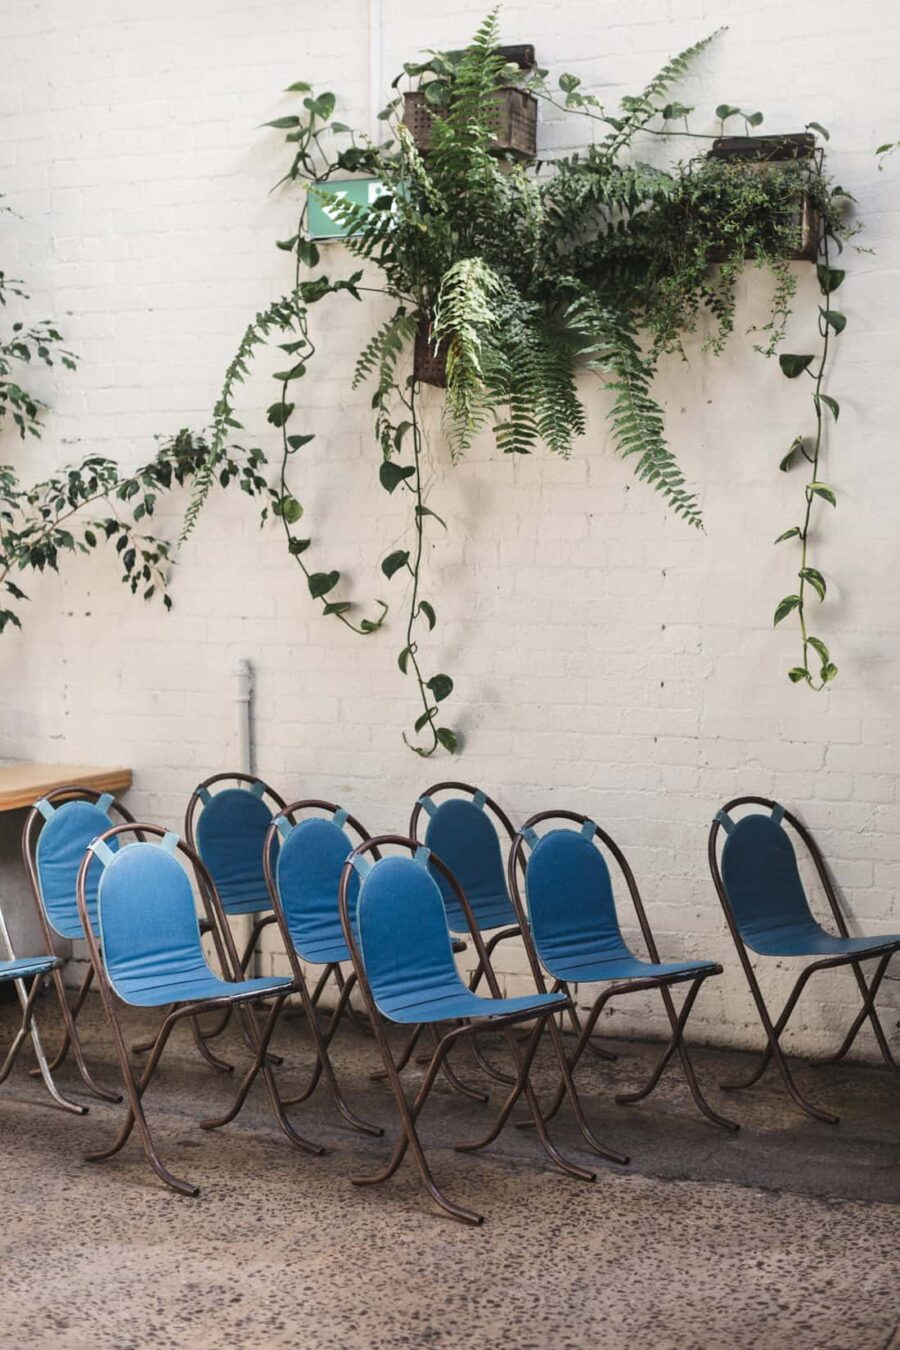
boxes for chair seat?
[377,986,566,1026]
[747,925,900,959]
[112,968,294,1009]
[0,954,61,982]
[544,951,718,985]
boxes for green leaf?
[822,662,838,683]
[4,581,27,601]
[774,527,801,543]
[381,550,410,579]
[820,309,846,334]
[288,537,311,556]
[276,235,299,252]
[308,570,339,599]
[273,364,307,382]
[800,566,826,601]
[808,481,837,507]
[715,103,740,120]
[296,239,320,268]
[746,111,764,127]
[779,354,815,379]
[287,433,315,450]
[264,116,301,129]
[774,594,802,625]
[416,505,447,529]
[379,461,416,493]
[816,265,845,294]
[807,635,829,665]
[284,81,312,92]
[267,402,294,427]
[559,73,581,93]
[323,601,350,615]
[280,494,303,524]
[414,708,436,733]
[780,437,805,472]
[426,673,453,703]
[816,395,840,421]
[393,421,412,451]
[398,646,411,674]
[436,727,458,753]
[418,600,436,630]
[806,120,830,141]
[788,667,810,683]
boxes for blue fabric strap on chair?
[715,809,736,835]
[89,837,116,868]
[197,785,212,806]
[417,795,438,819]
[35,797,55,821]
[276,814,293,840]
[161,831,179,855]
[472,789,487,812]
[333,807,349,830]
[96,792,114,814]
[351,853,371,879]
[249,780,266,798]
[580,819,597,840]
[414,846,431,868]
[770,803,786,827]
[520,825,539,849]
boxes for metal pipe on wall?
[233,659,255,971]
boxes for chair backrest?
[89,831,212,1006]
[188,775,283,916]
[523,822,631,973]
[411,784,516,933]
[272,806,363,963]
[26,790,126,940]
[354,852,464,1020]
[712,802,821,952]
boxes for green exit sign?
[307,178,385,239]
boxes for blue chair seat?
[110,967,293,1009]
[542,951,718,985]
[0,954,60,982]
[378,986,566,1026]
[746,924,900,959]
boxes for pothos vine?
[178,14,856,754]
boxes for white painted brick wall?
[2,0,899,1058]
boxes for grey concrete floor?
[0,992,897,1350]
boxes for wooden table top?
[0,763,132,813]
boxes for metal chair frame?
[708,796,900,1124]
[207,798,382,1137]
[508,810,739,1148]
[338,835,628,1226]
[77,823,324,1196]
[410,782,616,1088]
[0,916,84,1117]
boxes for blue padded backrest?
[97,843,205,1005]
[720,813,818,949]
[35,800,117,939]
[276,817,359,961]
[423,798,508,929]
[195,788,275,914]
[357,856,460,1019]
[525,829,628,969]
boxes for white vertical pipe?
[369,0,382,139]
[233,659,255,969]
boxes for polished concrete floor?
[0,993,897,1349]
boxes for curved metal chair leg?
[49,967,122,1103]
[371,1024,424,1082]
[6,972,86,1115]
[29,961,93,1075]
[189,1015,234,1073]
[565,1000,617,1062]
[819,953,898,1071]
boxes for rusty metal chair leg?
[188,1014,234,1073]
[47,965,121,1103]
[280,971,355,1106]
[565,999,617,1061]
[819,952,898,1070]
[616,977,740,1131]
[29,961,93,1075]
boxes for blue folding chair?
[337,835,609,1226]
[77,823,319,1196]
[709,796,900,1122]
[22,786,137,1101]
[203,799,381,1138]
[508,811,738,1150]
[0,909,84,1115]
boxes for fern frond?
[432,258,502,456]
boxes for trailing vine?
[179,11,856,751]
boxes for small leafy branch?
[0,431,268,634]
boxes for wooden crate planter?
[708,133,819,262]
[414,319,449,387]
[403,87,538,159]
